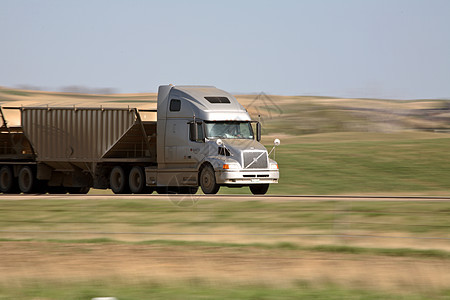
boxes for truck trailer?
[0,85,279,195]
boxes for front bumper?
[216,169,279,185]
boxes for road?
[0,194,449,201]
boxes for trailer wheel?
[0,166,16,193]
[18,166,36,193]
[129,166,145,194]
[200,165,220,194]
[110,166,129,194]
[249,184,269,195]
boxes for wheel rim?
[132,173,140,187]
[111,168,124,192]
[23,172,31,189]
[129,167,144,193]
[0,171,10,190]
[202,170,213,191]
[0,168,12,191]
[114,172,122,187]
[19,167,33,193]
[201,167,217,194]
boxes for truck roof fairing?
[161,85,251,121]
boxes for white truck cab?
[146,85,280,195]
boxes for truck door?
[165,118,188,164]
[164,98,197,166]
[186,121,207,163]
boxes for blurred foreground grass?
[0,198,448,247]
[0,197,448,299]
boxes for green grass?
[261,135,450,195]
[0,198,448,247]
[0,280,447,300]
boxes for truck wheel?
[110,166,129,194]
[249,184,269,195]
[0,166,15,193]
[200,165,220,194]
[18,166,36,193]
[129,166,145,194]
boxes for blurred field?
[0,197,449,250]
[0,197,449,299]
[1,87,449,299]
[0,241,449,299]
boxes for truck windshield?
[205,121,254,139]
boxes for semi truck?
[0,85,280,195]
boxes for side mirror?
[256,122,261,142]
[189,122,197,141]
[216,139,223,146]
[274,138,280,146]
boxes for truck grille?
[243,151,268,169]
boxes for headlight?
[270,163,278,170]
[223,163,240,170]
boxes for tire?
[18,166,35,193]
[200,165,220,194]
[249,184,269,195]
[129,166,145,194]
[110,166,129,194]
[0,166,15,193]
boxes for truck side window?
[189,123,204,142]
[169,99,181,112]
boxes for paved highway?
[1,194,449,201]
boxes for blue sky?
[1,0,449,99]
